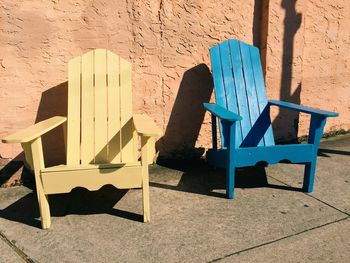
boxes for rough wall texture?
[265,0,350,141]
[0,0,349,163]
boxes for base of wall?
[0,161,33,188]
[1,130,348,188]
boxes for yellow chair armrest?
[2,116,67,143]
[133,114,162,137]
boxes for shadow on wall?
[253,0,264,47]
[35,82,68,166]
[1,64,213,183]
[254,0,302,143]
[0,83,68,186]
[273,0,302,143]
[156,64,213,164]
[253,0,270,76]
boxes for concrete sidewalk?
[0,134,349,263]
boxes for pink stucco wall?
[0,0,349,163]
[265,0,350,141]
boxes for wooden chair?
[204,39,338,199]
[2,49,161,228]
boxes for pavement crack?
[208,216,349,263]
[0,231,36,263]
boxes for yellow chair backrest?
[66,49,137,165]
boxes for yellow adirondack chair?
[2,49,161,229]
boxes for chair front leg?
[30,137,51,229]
[303,114,327,192]
[141,135,151,222]
[211,113,218,151]
[224,120,237,199]
[21,142,34,170]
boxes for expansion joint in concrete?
[208,216,349,263]
[0,231,36,263]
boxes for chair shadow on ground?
[318,148,350,157]
[150,160,302,199]
[0,185,142,229]
[0,159,27,187]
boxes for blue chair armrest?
[268,100,338,118]
[203,103,242,122]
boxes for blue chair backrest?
[210,39,275,148]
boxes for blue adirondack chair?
[204,39,338,199]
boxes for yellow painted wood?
[133,114,162,136]
[120,58,136,163]
[94,49,108,163]
[1,49,162,228]
[133,128,138,162]
[147,137,156,165]
[41,161,141,173]
[41,166,143,194]
[62,121,67,155]
[133,114,161,164]
[107,51,122,163]
[67,56,81,165]
[141,136,150,222]
[31,137,51,229]
[21,142,34,170]
[2,116,67,143]
[81,50,95,164]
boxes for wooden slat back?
[81,51,94,164]
[107,51,122,163]
[210,45,230,147]
[66,49,136,165]
[218,41,242,147]
[94,49,108,163]
[67,56,81,165]
[210,39,275,148]
[120,58,137,163]
[229,41,253,146]
[249,46,275,146]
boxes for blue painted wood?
[220,41,243,147]
[235,144,314,167]
[207,144,313,169]
[269,100,339,117]
[211,114,217,151]
[228,40,252,146]
[225,120,236,198]
[206,149,226,169]
[240,105,273,148]
[204,103,242,122]
[250,46,275,146]
[303,115,327,192]
[239,41,263,147]
[205,39,339,199]
[210,45,228,146]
